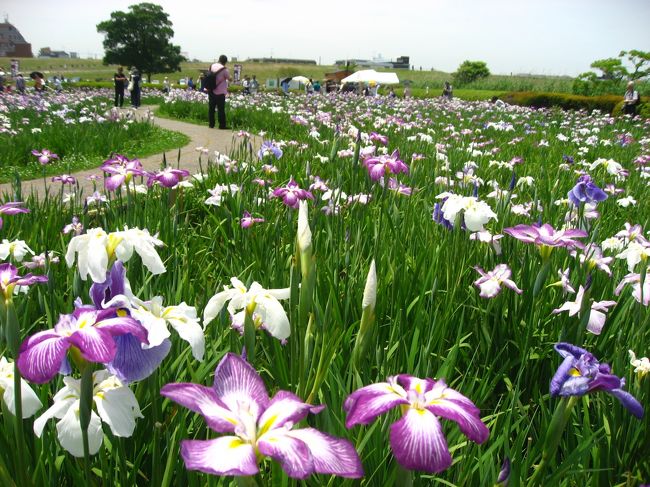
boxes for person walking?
[623,81,640,116]
[162,77,170,94]
[130,68,141,108]
[208,55,231,129]
[114,67,127,107]
[442,81,453,99]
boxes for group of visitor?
[113,67,141,108]
[242,75,260,95]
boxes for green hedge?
[499,91,622,113]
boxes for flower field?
[0,90,185,183]
[1,89,649,486]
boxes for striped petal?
[287,428,364,478]
[389,408,452,473]
[180,437,258,476]
[68,326,116,363]
[257,430,314,479]
[17,331,70,384]
[161,383,239,433]
[425,399,489,444]
[257,390,323,435]
[213,353,269,419]
[344,381,408,428]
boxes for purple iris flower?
[102,157,144,191]
[363,150,409,182]
[161,353,363,479]
[345,375,489,473]
[257,140,283,160]
[31,149,59,165]
[568,175,607,206]
[0,263,48,301]
[432,202,453,230]
[147,167,191,188]
[271,178,314,209]
[551,343,643,419]
[0,202,30,230]
[504,223,587,250]
[51,174,76,185]
[17,307,148,384]
[369,132,388,145]
[240,211,265,228]
[88,261,171,383]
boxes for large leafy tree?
[97,3,185,82]
[453,60,491,86]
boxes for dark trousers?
[130,88,141,108]
[115,88,124,107]
[208,92,226,128]
[623,103,637,116]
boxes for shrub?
[453,60,490,86]
[499,91,622,113]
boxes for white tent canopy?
[341,69,400,85]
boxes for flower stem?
[5,301,28,486]
[528,396,578,486]
[79,365,94,483]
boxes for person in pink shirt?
[209,54,232,129]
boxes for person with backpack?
[206,55,231,129]
[623,81,641,116]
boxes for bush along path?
[0,106,258,199]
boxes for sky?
[3,0,650,76]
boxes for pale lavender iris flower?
[31,149,59,165]
[504,223,588,250]
[345,374,489,473]
[161,353,363,480]
[473,264,523,298]
[51,174,76,185]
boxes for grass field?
[1,56,575,93]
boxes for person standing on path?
[623,81,640,116]
[208,55,231,129]
[130,68,142,109]
[114,67,127,107]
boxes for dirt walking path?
[0,106,256,199]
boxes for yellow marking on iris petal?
[569,368,581,377]
[117,309,128,317]
[258,414,278,436]
[228,438,244,449]
[414,382,423,394]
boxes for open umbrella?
[292,75,310,84]
[29,71,44,80]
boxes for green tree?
[97,3,185,82]
[453,60,490,86]
[619,49,650,80]
[589,57,629,82]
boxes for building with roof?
[0,19,33,57]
